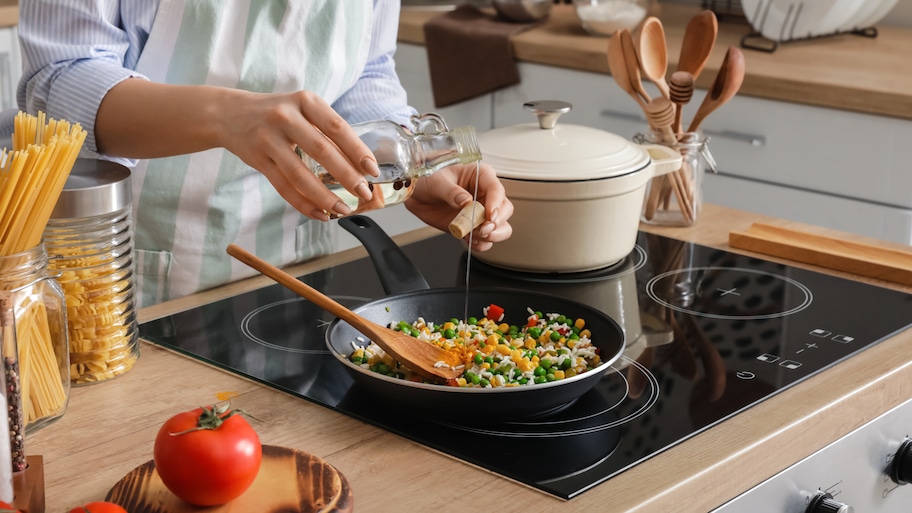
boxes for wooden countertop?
[400,3,912,120]
[27,204,912,512]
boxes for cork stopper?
[448,201,486,239]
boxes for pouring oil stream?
[464,161,481,321]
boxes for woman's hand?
[96,81,380,221]
[405,162,513,251]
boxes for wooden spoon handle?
[226,244,378,338]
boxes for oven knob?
[806,492,853,513]
[890,438,912,485]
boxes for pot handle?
[338,215,431,295]
[641,144,684,177]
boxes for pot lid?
[478,101,651,181]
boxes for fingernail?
[310,208,330,222]
[332,201,352,216]
[489,208,500,223]
[354,182,373,201]
[454,193,471,206]
[361,158,380,177]
[480,222,495,237]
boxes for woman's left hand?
[405,162,513,251]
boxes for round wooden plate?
[105,445,353,512]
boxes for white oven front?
[712,396,912,512]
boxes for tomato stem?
[168,402,254,436]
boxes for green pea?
[468,316,478,325]
[474,353,483,365]
[540,359,553,370]
[570,333,580,340]
[561,358,572,370]
[550,331,562,342]
[533,376,547,384]
[528,327,542,339]
[376,363,390,374]
[533,366,546,377]
[546,373,556,382]
[557,315,567,324]
[518,377,529,385]
[484,356,494,365]
[443,328,456,339]
[450,318,460,324]
[479,378,490,387]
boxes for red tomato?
[0,500,18,513]
[154,402,262,506]
[67,502,127,513]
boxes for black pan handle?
[338,216,430,295]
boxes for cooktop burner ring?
[240,295,372,353]
[468,245,647,284]
[430,355,659,438]
[646,266,814,320]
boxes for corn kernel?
[488,334,502,346]
[481,362,491,369]
[456,377,467,386]
[524,337,536,349]
[574,318,585,329]
[496,343,512,355]
[553,370,565,380]
[580,329,591,338]
[498,323,510,333]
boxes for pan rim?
[325,286,627,393]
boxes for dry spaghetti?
[0,111,86,428]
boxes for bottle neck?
[413,125,482,177]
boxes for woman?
[17,0,513,307]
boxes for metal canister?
[44,159,139,385]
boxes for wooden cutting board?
[105,445,353,513]
[729,222,912,286]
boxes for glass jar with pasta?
[0,244,70,433]
[44,159,139,385]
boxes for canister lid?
[50,158,132,219]
[477,100,650,181]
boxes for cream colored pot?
[476,100,681,273]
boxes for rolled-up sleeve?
[16,0,158,160]
[331,0,417,127]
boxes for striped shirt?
[15,0,418,306]
[16,0,416,165]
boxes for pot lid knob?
[523,100,572,130]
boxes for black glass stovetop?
[139,231,912,499]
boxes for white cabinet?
[0,26,20,111]
[490,61,912,245]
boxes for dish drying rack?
[701,0,879,53]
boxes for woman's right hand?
[216,89,381,220]
[96,80,381,220]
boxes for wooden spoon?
[607,31,647,111]
[687,46,745,133]
[638,16,670,99]
[677,10,718,81]
[619,29,652,106]
[226,243,463,382]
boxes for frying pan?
[326,216,625,419]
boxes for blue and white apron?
[131,0,372,307]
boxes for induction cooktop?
[139,229,912,499]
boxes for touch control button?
[806,492,853,513]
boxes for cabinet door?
[0,26,20,111]
[706,173,912,245]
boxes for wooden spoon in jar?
[607,31,648,110]
[619,28,652,106]
[638,16,671,99]
[226,244,463,382]
[678,10,719,81]
[687,46,746,133]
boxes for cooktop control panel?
[712,397,912,513]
